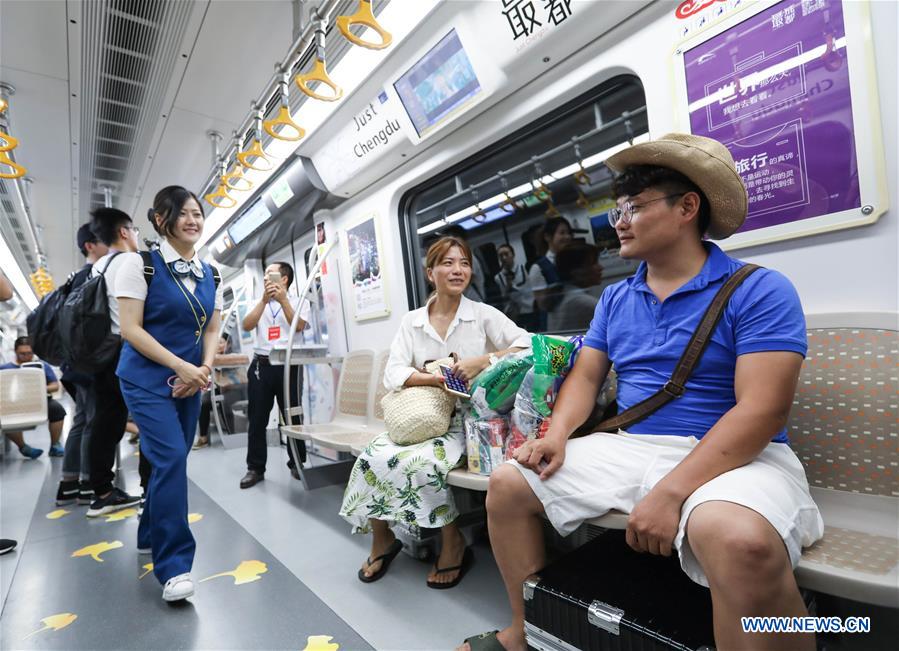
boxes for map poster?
[683,0,860,235]
[345,215,390,321]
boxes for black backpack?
[57,252,127,373]
[57,251,221,373]
[26,265,92,366]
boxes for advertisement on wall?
[344,214,390,321]
[682,0,864,241]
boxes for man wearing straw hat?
[461,134,823,651]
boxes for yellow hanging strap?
[295,24,343,102]
[336,0,392,50]
[236,114,272,172]
[222,163,253,192]
[0,128,18,152]
[263,79,305,142]
[204,183,237,209]
[29,267,55,297]
[0,150,26,179]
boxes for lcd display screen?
[394,29,482,138]
[227,198,272,245]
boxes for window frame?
[398,73,647,319]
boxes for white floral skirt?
[339,422,465,535]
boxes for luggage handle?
[588,600,624,636]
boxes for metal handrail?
[413,107,648,217]
[209,284,248,441]
[282,236,340,427]
[197,0,341,201]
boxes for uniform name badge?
[267,326,281,341]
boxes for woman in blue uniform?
[116,185,222,602]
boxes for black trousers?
[246,356,304,473]
[88,345,130,495]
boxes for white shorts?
[509,431,824,587]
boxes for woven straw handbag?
[382,358,456,445]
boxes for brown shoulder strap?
[593,264,761,433]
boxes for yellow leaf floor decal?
[23,613,77,640]
[46,509,70,520]
[188,513,203,523]
[200,560,268,585]
[104,508,138,522]
[303,635,340,651]
[71,541,123,562]
[139,563,154,579]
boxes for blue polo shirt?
[0,361,58,384]
[584,242,806,443]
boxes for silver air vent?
[77,0,196,215]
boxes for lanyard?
[268,301,282,322]
[163,262,207,345]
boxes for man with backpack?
[82,208,142,517]
[55,224,108,505]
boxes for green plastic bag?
[529,335,575,417]
[470,349,533,416]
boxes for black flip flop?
[462,630,504,651]
[426,547,473,589]
[357,539,403,583]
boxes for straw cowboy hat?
[605,133,748,239]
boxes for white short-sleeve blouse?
[383,295,532,391]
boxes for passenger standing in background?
[239,262,310,489]
[528,216,572,329]
[116,185,222,602]
[0,337,67,459]
[340,236,530,588]
[493,243,536,330]
[55,224,109,506]
[85,208,142,517]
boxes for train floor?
[1,424,510,650]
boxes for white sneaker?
[162,573,195,602]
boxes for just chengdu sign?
[351,98,401,159]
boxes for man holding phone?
[239,262,311,489]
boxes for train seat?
[322,350,390,453]
[446,313,898,608]
[0,368,49,457]
[282,349,375,443]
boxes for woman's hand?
[175,360,208,389]
[171,382,199,399]
[513,437,566,480]
[451,355,489,383]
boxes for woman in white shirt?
[339,236,530,588]
[115,186,223,603]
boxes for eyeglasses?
[607,193,686,228]
[127,226,140,236]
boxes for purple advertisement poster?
[684,0,860,234]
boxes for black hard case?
[524,531,715,651]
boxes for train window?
[401,74,648,335]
